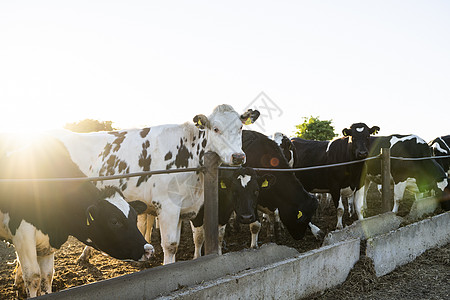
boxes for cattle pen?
[1,150,449,299]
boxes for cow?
[429,135,450,176]
[190,167,275,257]
[0,135,153,298]
[190,130,319,257]
[361,134,450,215]
[241,130,319,243]
[429,135,450,210]
[288,123,380,229]
[51,104,260,265]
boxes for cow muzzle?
[140,243,155,261]
[357,151,368,159]
[238,214,256,224]
[231,153,246,165]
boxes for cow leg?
[354,186,366,220]
[249,220,261,249]
[77,246,94,265]
[146,215,156,242]
[273,208,283,237]
[341,188,355,218]
[393,180,408,214]
[37,253,54,295]
[137,214,147,237]
[12,224,41,297]
[191,223,227,258]
[336,197,345,230]
[14,262,26,297]
[137,214,155,243]
[190,223,204,259]
[159,211,182,265]
[218,224,226,255]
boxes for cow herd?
[1,104,449,298]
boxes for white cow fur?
[52,105,250,265]
[0,214,55,297]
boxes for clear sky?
[1,1,449,141]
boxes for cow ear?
[240,109,260,125]
[193,114,210,130]
[342,128,351,137]
[86,205,97,226]
[258,174,276,189]
[370,126,380,135]
[129,200,147,215]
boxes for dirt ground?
[0,186,448,299]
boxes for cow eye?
[214,127,220,134]
[110,218,122,228]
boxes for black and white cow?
[241,130,319,242]
[190,167,275,257]
[51,105,259,265]
[289,123,380,228]
[0,135,152,298]
[362,134,450,215]
[429,135,450,210]
[429,135,450,176]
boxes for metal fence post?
[381,148,392,212]
[203,151,220,255]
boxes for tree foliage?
[294,116,337,141]
[64,119,115,133]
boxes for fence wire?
[1,153,449,182]
[0,167,203,183]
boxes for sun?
[0,109,64,134]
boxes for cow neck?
[192,125,209,166]
[60,182,102,247]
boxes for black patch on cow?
[199,149,205,162]
[164,151,173,161]
[140,128,150,138]
[137,140,152,187]
[100,143,113,160]
[109,131,127,152]
[174,139,193,169]
[100,155,118,176]
[166,138,193,169]
[118,161,128,173]
[202,139,207,148]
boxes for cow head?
[220,167,275,224]
[273,132,297,167]
[84,186,154,262]
[278,190,319,240]
[194,105,259,165]
[342,123,380,159]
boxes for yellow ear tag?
[244,117,252,125]
[87,218,90,226]
[297,211,303,219]
[89,213,94,221]
[261,179,269,188]
[220,180,227,189]
[198,119,202,126]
